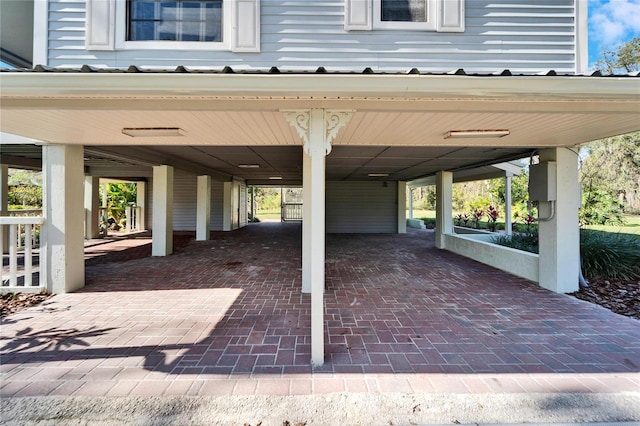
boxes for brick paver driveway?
[1,222,639,397]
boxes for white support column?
[1,164,8,253]
[152,165,174,256]
[504,174,513,236]
[84,175,100,239]
[408,187,414,219]
[222,181,232,231]
[538,148,580,293]
[397,181,407,233]
[284,108,353,368]
[435,171,454,249]
[41,145,85,293]
[250,186,255,222]
[307,109,328,368]
[302,152,312,294]
[136,181,146,230]
[196,175,211,240]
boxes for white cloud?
[590,0,640,48]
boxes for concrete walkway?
[1,223,639,424]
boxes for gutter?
[1,71,639,102]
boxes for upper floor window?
[345,0,464,33]
[374,0,436,30]
[87,0,260,52]
[127,0,223,42]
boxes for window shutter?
[344,0,371,31]
[232,0,261,52]
[85,0,116,50]
[437,0,465,32]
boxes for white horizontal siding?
[326,181,397,233]
[211,180,225,231]
[173,172,227,231]
[46,0,577,73]
[173,171,197,231]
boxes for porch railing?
[1,215,45,292]
[99,206,142,235]
[7,209,42,250]
[282,203,303,222]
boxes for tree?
[579,37,640,223]
[489,170,531,222]
[101,183,137,229]
[7,169,42,208]
[594,36,640,74]
[580,132,640,218]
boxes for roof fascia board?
[0,154,41,170]
[492,162,523,176]
[1,73,639,102]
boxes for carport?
[1,68,639,367]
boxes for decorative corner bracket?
[282,109,354,156]
[282,109,311,146]
[324,110,353,153]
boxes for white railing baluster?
[24,225,32,287]
[0,224,4,285]
[0,215,45,292]
[125,206,132,233]
[9,224,17,286]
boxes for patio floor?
[1,222,639,398]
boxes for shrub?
[491,234,539,254]
[580,229,640,280]
[492,229,640,281]
[420,217,436,229]
[579,189,625,226]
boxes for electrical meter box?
[528,161,557,202]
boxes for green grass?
[410,210,640,235]
[255,209,281,220]
[408,209,436,219]
[584,214,640,235]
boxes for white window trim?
[372,0,437,31]
[345,0,464,33]
[114,0,231,51]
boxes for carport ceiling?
[0,143,531,183]
[2,71,638,183]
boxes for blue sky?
[588,0,640,68]
[2,1,640,70]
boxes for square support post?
[504,175,513,236]
[408,187,414,219]
[152,165,174,256]
[136,181,146,231]
[222,181,233,231]
[397,181,407,233]
[284,108,352,368]
[41,145,85,293]
[1,164,8,253]
[302,152,312,294]
[84,175,101,239]
[538,148,580,293]
[307,109,328,368]
[435,171,454,249]
[196,175,211,240]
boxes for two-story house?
[1,0,639,366]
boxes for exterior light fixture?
[238,164,260,168]
[368,173,389,177]
[122,127,185,137]
[444,129,510,139]
[269,176,283,180]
